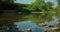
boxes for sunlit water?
[14,16,59,32]
[14,21,42,32]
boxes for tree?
[28,0,45,12]
[43,2,53,11]
[57,0,60,5]
[0,0,15,3]
[54,0,60,18]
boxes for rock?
[42,29,48,32]
[50,27,60,32]
[51,27,60,31]
[38,23,47,27]
[56,21,60,25]
[20,29,25,32]
[43,30,48,32]
[27,29,32,32]
[47,24,54,28]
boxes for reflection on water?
[14,16,59,32]
[0,16,59,32]
[45,16,58,26]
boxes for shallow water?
[14,16,59,32]
[45,16,58,26]
[14,21,42,32]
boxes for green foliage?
[0,0,59,23]
[27,0,45,12]
[57,0,60,5]
[44,2,53,10]
[0,0,17,10]
[0,0,30,11]
[27,0,53,12]
[54,0,60,18]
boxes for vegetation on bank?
[0,0,60,23]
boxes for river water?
[14,21,42,32]
[14,16,59,32]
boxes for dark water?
[14,16,58,32]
